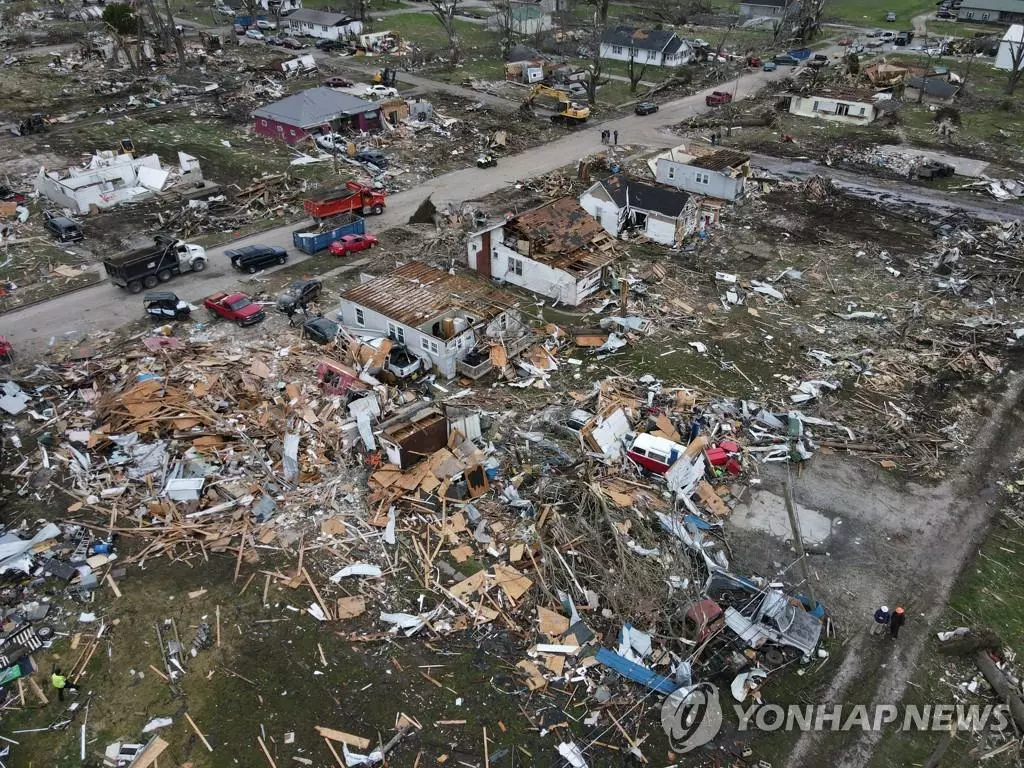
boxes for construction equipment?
[11,113,45,136]
[373,67,397,86]
[521,84,590,126]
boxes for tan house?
[788,89,878,125]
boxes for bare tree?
[1005,36,1024,95]
[626,50,648,93]
[161,0,188,73]
[584,0,611,105]
[427,0,463,68]
[492,0,516,60]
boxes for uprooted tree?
[427,0,463,68]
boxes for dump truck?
[521,84,590,126]
[303,181,386,220]
[291,213,366,254]
[103,235,207,293]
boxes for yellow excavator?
[521,84,590,126]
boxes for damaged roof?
[287,8,356,25]
[598,174,692,218]
[253,87,378,128]
[342,261,518,328]
[906,76,959,98]
[691,149,751,172]
[505,197,617,276]
[600,26,681,53]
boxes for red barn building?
[253,87,382,144]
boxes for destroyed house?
[286,9,362,41]
[466,197,617,306]
[253,87,380,144]
[337,261,528,379]
[379,406,449,469]
[655,148,751,202]
[580,174,700,246]
[787,89,878,124]
[904,76,960,105]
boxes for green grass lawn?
[823,0,935,26]
[369,11,500,54]
[924,18,1005,36]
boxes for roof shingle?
[253,87,379,128]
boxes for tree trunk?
[974,650,1024,732]
[162,0,188,73]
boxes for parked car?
[634,101,659,115]
[255,19,277,29]
[245,29,265,40]
[226,244,288,273]
[865,28,882,37]
[746,55,762,67]
[316,39,347,51]
[43,212,84,242]
[836,37,853,46]
[265,35,283,45]
[232,23,246,35]
[364,84,398,99]
[277,278,323,313]
[762,61,778,71]
[808,53,830,69]
[937,9,954,17]
[301,316,340,345]
[203,291,265,326]
[885,10,897,21]
[917,160,955,179]
[315,133,346,153]
[143,291,191,321]
[705,90,733,106]
[328,234,378,256]
[354,149,388,168]
[280,36,305,49]
[323,76,353,87]
[773,53,799,65]
[880,30,896,39]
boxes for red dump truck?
[304,181,386,220]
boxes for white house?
[262,0,302,14]
[36,151,203,214]
[996,24,1024,70]
[654,146,752,202]
[788,90,878,125]
[599,26,693,67]
[579,174,700,247]
[466,197,617,307]
[286,9,363,41]
[337,261,529,380]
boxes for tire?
[191,259,206,273]
[127,280,143,294]
[248,265,258,274]
[157,269,172,282]
[236,319,246,328]
[372,204,383,215]
[278,256,286,265]
[143,275,158,289]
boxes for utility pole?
[784,477,816,611]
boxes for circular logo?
[661,682,723,753]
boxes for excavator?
[521,84,590,126]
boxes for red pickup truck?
[203,292,265,326]
[304,181,386,220]
[705,91,733,106]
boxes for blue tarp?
[594,647,677,694]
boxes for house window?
[276,124,284,133]
[430,340,439,354]
[858,106,866,116]
[499,314,508,330]
[630,47,639,58]
[667,166,676,179]
[421,337,431,351]
[812,100,820,112]
[965,10,974,18]
[321,24,328,31]
[981,11,989,19]
[695,172,710,185]
[260,119,268,127]
[355,308,365,326]
[611,45,623,54]
[836,103,851,116]
[388,323,405,343]
[507,256,523,276]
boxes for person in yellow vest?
[50,666,78,702]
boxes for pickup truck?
[705,91,733,106]
[104,235,207,292]
[203,292,265,326]
[304,181,386,220]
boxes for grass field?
[823,0,935,26]
[369,11,500,55]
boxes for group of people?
[872,605,906,639]
[600,129,619,145]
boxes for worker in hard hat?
[890,606,906,640]
[871,605,890,636]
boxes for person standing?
[613,130,618,145]
[51,666,77,702]
[890,606,906,639]
[871,605,890,636]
